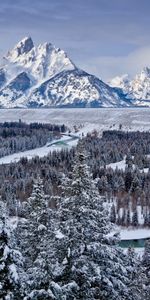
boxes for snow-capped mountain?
[110,67,150,106]
[27,69,131,108]
[2,37,150,108]
[3,37,75,82]
[0,37,131,108]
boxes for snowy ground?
[120,228,150,240]
[107,157,127,171]
[107,157,149,173]
[0,108,150,133]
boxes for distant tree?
[132,209,139,227]
[110,204,116,223]
[126,209,131,226]
[126,153,133,169]
[144,212,150,227]
[125,170,133,192]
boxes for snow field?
[0,108,150,133]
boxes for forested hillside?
[0,125,150,228]
[0,145,149,299]
[0,121,66,158]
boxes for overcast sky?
[0,0,150,81]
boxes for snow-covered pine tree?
[17,178,56,298]
[52,142,136,300]
[17,178,49,264]
[0,200,23,299]
[26,177,49,216]
[142,239,150,299]
[127,247,147,300]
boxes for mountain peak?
[0,37,133,108]
[6,37,34,60]
[109,74,130,92]
[37,42,55,55]
[139,67,150,79]
[110,67,150,104]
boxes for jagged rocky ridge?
[0,37,149,107]
[0,37,131,108]
[110,67,150,107]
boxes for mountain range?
[0,37,150,108]
[109,67,150,107]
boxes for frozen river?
[0,134,79,165]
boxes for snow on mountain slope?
[0,72,31,107]
[109,74,130,94]
[0,37,129,108]
[6,37,34,60]
[2,37,150,108]
[25,69,131,108]
[0,37,77,107]
[4,37,75,82]
[110,67,150,106]
[130,67,150,105]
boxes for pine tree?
[144,212,150,227]
[52,144,136,300]
[110,204,116,223]
[0,201,23,299]
[132,209,139,227]
[126,154,133,169]
[17,178,56,298]
[127,247,147,300]
[17,178,49,264]
[142,239,150,299]
[125,169,133,192]
[26,177,49,216]
[126,209,131,226]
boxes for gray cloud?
[79,46,150,81]
[0,0,150,80]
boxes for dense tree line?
[0,121,66,158]
[85,130,150,168]
[0,129,150,227]
[82,131,150,226]
[0,147,149,299]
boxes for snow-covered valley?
[0,107,150,131]
[0,107,150,165]
[0,109,150,266]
